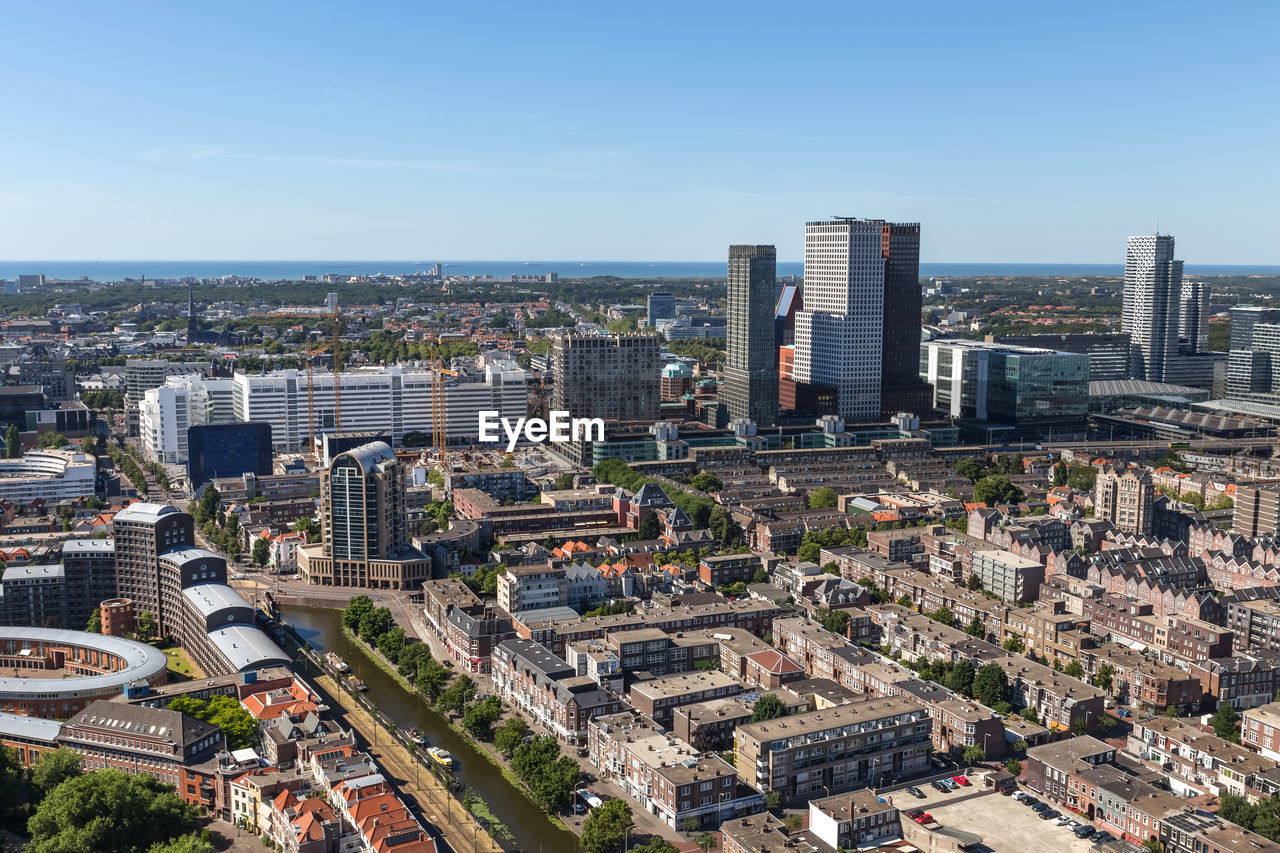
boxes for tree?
[815,607,850,636]
[1006,758,1022,776]
[927,605,955,627]
[955,458,982,483]
[196,484,220,524]
[251,537,270,567]
[147,836,216,853]
[973,476,1025,507]
[1093,664,1115,691]
[85,608,102,633]
[376,627,406,662]
[1065,660,1084,679]
[898,594,915,608]
[1141,839,1164,853]
[752,565,769,584]
[170,694,259,750]
[136,610,156,640]
[462,695,503,739]
[27,769,203,853]
[1213,703,1241,743]
[689,473,723,493]
[962,746,986,765]
[581,799,632,853]
[696,834,718,852]
[763,790,783,811]
[807,487,838,509]
[750,694,787,723]
[439,674,477,716]
[783,813,803,832]
[415,659,451,703]
[708,505,742,545]
[1053,462,1069,487]
[636,511,661,540]
[1002,634,1025,653]
[37,432,69,449]
[5,425,19,459]
[947,659,976,696]
[552,472,576,490]
[358,607,394,642]
[964,615,985,638]
[30,748,83,799]
[967,574,983,591]
[1067,466,1097,492]
[224,511,240,538]
[342,595,374,632]
[494,717,529,759]
[631,841,678,853]
[973,663,1011,707]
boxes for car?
[905,809,923,819]
[1022,797,1040,808]
[932,781,950,792]
[1039,810,1059,821]
[1031,801,1049,812]
[1092,832,1115,844]
[952,775,971,787]
[1066,820,1082,830]
[906,787,925,799]
[1012,792,1029,802]
[1052,815,1071,826]
[913,813,933,825]
[1117,709,1131,717]
[1074,826,1096,839]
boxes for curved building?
[0,450,96,502]
[0,626,168,717]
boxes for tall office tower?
[297,441,430,588]
[647,292,675,327]
[794,218,892,422]
[1229,306,1280,350]
[1179,281,1210,353]
[552,334,662,421]
[877,222,934,416]
[721,245,779,427]
[1122,234,1183,382]
[1093,466,1154,536]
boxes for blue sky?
[3,1,1277,263]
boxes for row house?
[1190,653,1280,710]
[1070,764,1187,848]
[697,552,762,587]
[491,639,623,743]
[1243,702,1280,763]
[1160,812,1280,853]
[670,690,809,752]
[865,528,929,566]
[420,578,515,672]
[1080,645,1203,713]
[589,710,762,830]
[605,628,719,676]
[1087,566,1221,621]
[1082,593,1233,664]
[1205,551,1280,591]
[331,774,435,853]
[1128,716,1277,799]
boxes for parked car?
[1022,797,1040,808]
[1093,832,1115,844]
[906,787,925,799]
[1012,792,1029,803]
[914,813,933,825]
[1031,801,1049,812]
[932,781,950,792]
[905,809,923,820]
[1052,815,1072,826]
[952,775,971,787]
[1117,709,1131,717]
[1074,825,1095,839]
[1039,810,1059,821]
[942,778,959,790]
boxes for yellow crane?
[431,344,459,467]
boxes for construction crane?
[332,307,343,431]
[430,344,460,468]
[304,343,330,460]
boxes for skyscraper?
[794,218,917,422]
[877,222,934,416]
[1122,234,1183,382]
[1179,280,1210,354]
[297,440,431,588]
[721,244,778,427]
[552,334,661,421]
[647,292,675,327]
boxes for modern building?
[186,422,273,489]
[1235,484,1280,538]
[296,441,430,589]
[877,221,935,417]
[0,449,96,502]
[721,244,779,427]
[970,549,1046,605]
[552,333,661,422]
[1179,281,1210,354]
[988,332,1132,381]
[647,292,676,327]
[124,359,209,436]
[1094,466,1155,536]
[1230,306,1280,351]
[794,218,892,422]
[919,339,1089,426]
[1123,234,1184,383]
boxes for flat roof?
[0,710,63,743]
[206,625,289,672]
[183,583,252,619]
[0,627,167,699]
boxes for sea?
[0,260,1278,283]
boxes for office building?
[0,387,45,431]
[878,222,934,416]
[1123,234,1183,382]
[647,292,675,326]
[297,441,430,589]
[1094,466,1155,536]
[919,340,1089,426]
[794,218,888,422]
[552,334,661,422]
[1179,281,1210,353]
[186,422,273,489]
[988,332,1132,381]
[16,359,75,402]
[1230,306,1280,350]
[721,244,779,427]
[125,359,209,436]
[0,449,96,502]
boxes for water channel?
[280,604,579,853]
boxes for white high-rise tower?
[1122,234,1183,383]
[794,218,885,422]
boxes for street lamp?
[624,823,636,852]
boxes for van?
[1104,699,1115,709]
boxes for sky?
[3,1,1278,264]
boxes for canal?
[280,604,579,853]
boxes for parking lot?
[898,780,1100,853]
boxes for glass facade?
[186,422,272,488]
[921,341,1088,426]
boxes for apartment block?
[970,549,1045,604]
[629,670,741,727]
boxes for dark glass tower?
[722,244,779,427]
[878,222,933,417]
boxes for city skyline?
[4,2,1278,263]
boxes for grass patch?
[164,647,203,682]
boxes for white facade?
[1123,234,1183,383]
[0,450,96,502]
[138,376,237,464]
[794,219,884,421]
[231,361,526,452]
